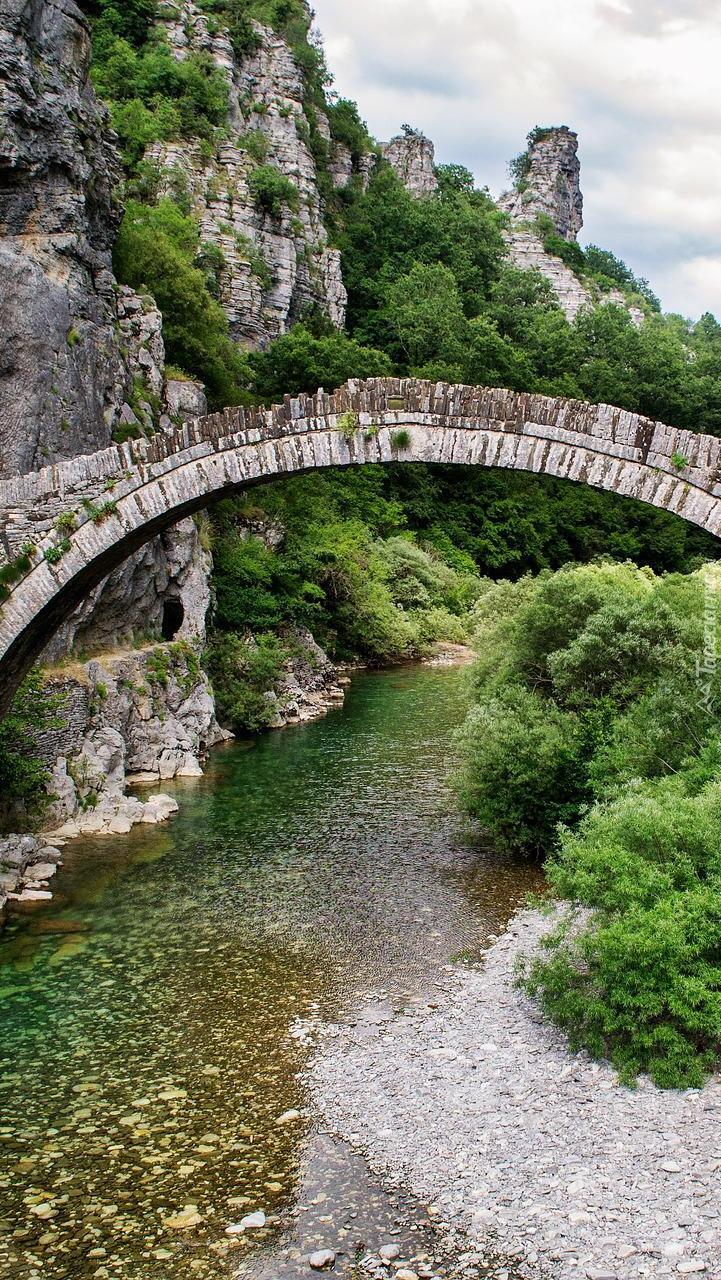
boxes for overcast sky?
[311,0,721,320]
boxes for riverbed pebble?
[379,1243,401,1261]
[308,1248,336,1269]
[239,1211,266,1230]
[311,909,721,1279]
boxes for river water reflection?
[0,663,541,1279]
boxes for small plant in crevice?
[0,543,38,600]
[248,165,300,220]
[53,510,77,535]
[671,451,689,471]
[337,411,360,440]
[43,538,71,566]
[82,498,119,524]
[391,428,412,451]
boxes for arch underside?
[1,402,720,715]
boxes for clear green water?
[0,664,540,1279]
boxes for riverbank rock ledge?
[0,835,62,918]
[268,627,349,728]
[312,910,721,1279]
[33,641,227,838]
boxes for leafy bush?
[456,686,589,856]
[207,631,288,732]
[92,27,229,168]
[0,674,65,831]
[326,97,372,165]
[584,245,661,311]
[524,777,721,1086]
[249,325,392,401]
[208,477,484,668]
[113,199,251,406]
[457,559,721,1084]
[248,165,300,218]
[458,561,721,851]
[534,214,586,275]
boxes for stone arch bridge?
[1,377,721,713]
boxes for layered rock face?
[498,127,644,326]
[148,0,352,347]
[39,646,226,836]
[499,126,582,241]
[42,519,212,660]
[0,0,220,832]
[504,229,594,322]
[0,0,173,476]
[380,131,437,197]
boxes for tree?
[250,326,392,401]
[379,262,469,369]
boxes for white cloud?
[312,0,721,318]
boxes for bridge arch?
[1,377,720,713]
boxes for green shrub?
[337,411,359,440]
[326,97,371,165]
[457,558,721,1084]
[82,499,119,524]
[91,25,229,169]
[0,544,36,599]
[0,673,66,831]
[248,165,300,218]
[113,199,251,407]
[391,429,411,451]
[584,245,660,311]
[455,685,589,855]
[44,539,71,565]
[524,776,721,1086]
[534,214,586,275]
[414,606,468,646]
[206,631,288,732]
[237,128,269,163]
[53,511,77,534]
[250,325,392,401]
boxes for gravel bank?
[311,910,721,1280]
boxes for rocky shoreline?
[311,910,721,1280]
[0,642,466,926]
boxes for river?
[0,663,540,1279]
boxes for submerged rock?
[238,1210,266,1230]
[308,1249,336,1270]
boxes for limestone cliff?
[146,0,351,347]
[0,0,175,474]
[498,126,644,325]
[0,0,221,840]
[380,130,437,197]
[39,643,226,838]
[499,126,583,242]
